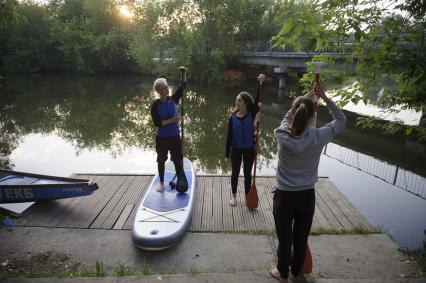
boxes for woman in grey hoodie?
[270,81,346,283]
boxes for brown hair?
[290,96,314,136]
[230,92,255,114]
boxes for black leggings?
[273,189,315,279]
[230,148,255,195]
[156,136,183,183]
[158,160,183,183]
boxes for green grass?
[222,226,382,237]
[112,264,136,276]
[310,226,383,235]
[142,264,154,275]
[190,267,201,275]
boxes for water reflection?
[1,73,425,176]
[0,74,283,173]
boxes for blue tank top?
[231,112,255,149]
[157,97,180,137]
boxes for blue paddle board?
[131,158,196,250]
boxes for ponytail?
[290,96,314,136]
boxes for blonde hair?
[153,78,168,91]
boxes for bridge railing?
[239,41,352,55]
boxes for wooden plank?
[312,193,334,230]
[58,175,123,228]
[202,176,214,232]
[316,181,353,229]
[15,174,90,226]
[315,184,344,230]
[211,176,223,232]
[232,177,247,231]
[237,177,257,231]
[122,175,153,230]
[198,177,210,231]
[90,175,136,229]
[220,176,234,231]
[14,174,376,233]
[18,175,105,227]
[249,179,267,231]
[324,180,376,231]
[113,204,134,230]
[258,177,275,230]
[49,175,115,227]
[317,180,356,229]
[189,177,203,231]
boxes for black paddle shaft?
[179,66,186,142]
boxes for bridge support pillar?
[274,66,288,89]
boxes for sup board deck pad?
[143,171,191,212]
[132,158,196,250]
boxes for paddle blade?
[246,183,259,209]
[301,244,313,274]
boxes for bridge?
[237,41,354,88]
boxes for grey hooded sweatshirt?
[274,100,346,191]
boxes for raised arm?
[315,81,347,144]
[252,74,266,115]
[171,86,183,104]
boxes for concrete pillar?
[274,66,288,89]
[278,74,286,88]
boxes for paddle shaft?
[312,73,320,126]
[179,67,186,143]
[252,80,264,182]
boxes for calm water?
[1,74,425,250]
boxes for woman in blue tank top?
[225,74,266,206]
[150,78,184,192]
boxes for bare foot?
[229,195,236,206]
[270,267,288,283]
[156,183,164,192]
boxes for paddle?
[246,76,265,209]
[173,66,189,193]
[300,61,327,275]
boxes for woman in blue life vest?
[225,74,266,206]
[150,78,184,192]
[270,81,346,282]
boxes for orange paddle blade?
[301,244,313,274]
[246,183,259,209]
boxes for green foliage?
[142,264,154,275]
[273,0,426,141]
[112,264,136,276]
[95,261,105,277]
[1,0,278,81]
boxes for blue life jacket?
[231,112,255,149]
[157,97,180,137]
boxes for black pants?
[156,136,183,183]
[231,148,255,195]
[273,189,315,279]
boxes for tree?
[273,0,426,141]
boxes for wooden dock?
[14,175,376,233]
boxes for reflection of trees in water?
[0,74,154,166]
[0,75,290,173]
[0,85,26,169]
[0,122,19,170]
